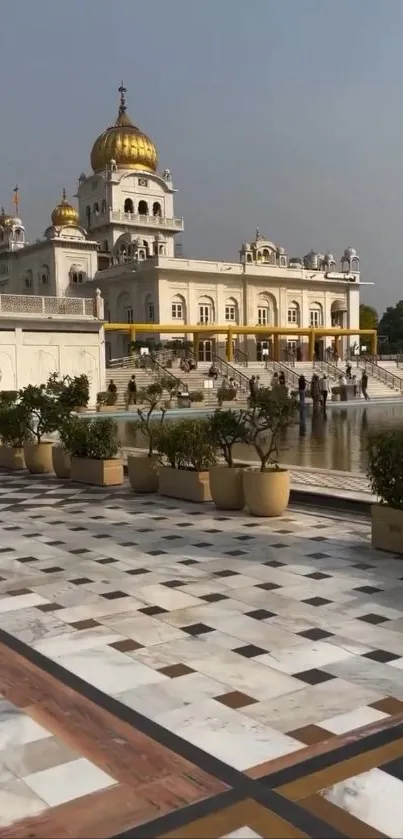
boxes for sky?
[0,0,402,314]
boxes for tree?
[378,301,403,350]
[359,304,378,331]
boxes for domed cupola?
[90,83,158,174]
[51,190,79,227]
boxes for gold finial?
[118,81,127,117]
[62,188,67,202]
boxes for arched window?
[138,200,148,216]
[171,294,186,321]
[153,202,162,216]
[124,198,134,214]
[224,297,239,323]
[103,240,109,252]
[257,293,277,327]
[86,206,91,228]
[309,302,323,328]
[116,292,132,323]
[41,265,49,286]
[101,199,107,214]
[143,240,150,257]
[262,248,270,262]
[246,253,252,263]
[72,273,78,284]
[287,300,300,326]
[198,295,215,325]
[93,202,99,215]
[145,294,155,322]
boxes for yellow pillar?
[370,331,377,357]
[308,330,315,362]
[226,329,233,362]
[334,335,339,360]
[273,333,280,361]
[129,326,136,357]
[193,332,200,364]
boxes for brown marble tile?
[302,793,388,839]
[70,619,101,629]
[214,691,257,709]
[36,603,64,613]
[8,588,32,596]
[370,696,403,714]
[287,724,333,746]
[109,639,143,652]
[158,664,194,678]
[277,737,403,800]
[160,799,308,839]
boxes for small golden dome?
[51,190,79,227]
[0,207,13,226]
[90,83,158,173]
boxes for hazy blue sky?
[0,0,402,312]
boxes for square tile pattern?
[0,473,403,782]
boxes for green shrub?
[217,386,236,403]
[0,404,32,447]
[155,418,217,471]
[0,391,18,407]
[64,417,120,460]
[134,382,166,456]
[246,388,298,472]
[47,373,90,410]
[97,391,108,406]
[189,390,204,403]
[18,384,66,444]
[367,429,403,510]
[208,409,250,467]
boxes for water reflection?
[116,403,403,475]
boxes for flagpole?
[13,185,19,216]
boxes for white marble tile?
[0,707,52,751]
[136,584,203,611]
[117,672,230,718]
[223,829,262,838]
[187,649,305,701]
[57,647,167,694]
[103,614,186,646]
[322,767,403,839]
[33,627,125,658]
[257,641,353,675]
[155,698,303,770]
[319,705,388,735]
[24,757,117,806]
[0,593,48,613]
[325,656,403,697]
[0,779,48,826]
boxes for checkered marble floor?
[1,473,403,779]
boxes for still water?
[116,403,403,475]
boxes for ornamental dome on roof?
[90,83,158,174]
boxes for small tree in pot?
[127,382,166,493]
[208,409,250,510]
[367,429,403,554]
[65,416,123,486]
[155,417,217,502]
[52,414,80,479]
[243,388,298,516]
[19,384,66,474]
[0,403,31,470]
[47,373,90,412]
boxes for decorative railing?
[215,354,250,392]
[0,294,95,317]
[234,346,248,366]
[109,212,184,229]
[356,357,403,393]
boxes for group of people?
[180,356,196,373]
[107,375,138,408]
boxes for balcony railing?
[92,211,184,230]
[0,294,95,317]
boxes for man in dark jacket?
[126,374,137,407]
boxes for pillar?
[308,330,315,362]
[129,326,136,357]
[370,331,377,357]
[273,333,280,362]
[193,332,200,365]
[334,335,339,360]
[226,329,233,362]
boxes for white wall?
[0,325,105,406]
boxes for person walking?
[298,374,306,406]
[107,379,117,396]
[311,374,321,411]
[320,374,329,410]
[361,370,369,400]
[126,374,137,409]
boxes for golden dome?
[0,207,13,226]
[51,190,79,227]
[90,84,158,173]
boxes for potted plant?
[52,414,78,478]
[19,384,64,474]
[217,385,237,407]
[367,429,403,554]
[0,403,31,470]
[189,390,204,404]
[208,409,250,510]
[0,391,18,408]
[47,373,89,413]
[127,382,165,493]
[156,417,217,502]
[242,388,298,516]
[66,417,123,486]
[96,391,117,412]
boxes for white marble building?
[0,84,365,363]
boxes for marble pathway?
[0,472,402,836]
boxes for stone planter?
[371,504,403,555]
[0,445,25,470]
[24,441,54,475]
[209,464,246,510]
[97,405,115,413]
[127,454,159,493]
[158,466,211,502]
[52,445,71,479]
[243,467,290,517]
[70,457,124,487]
